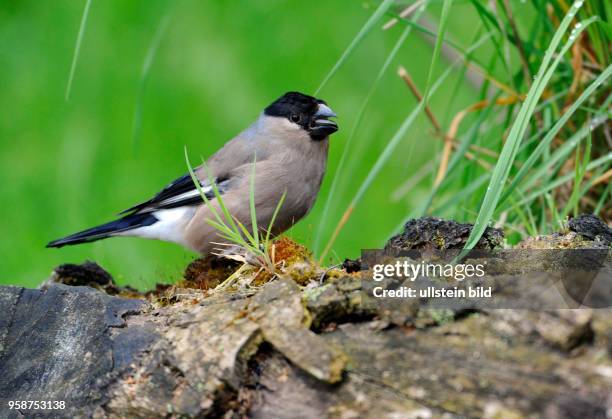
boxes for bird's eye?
[290,114,301,123]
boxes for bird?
[47,91,338,255]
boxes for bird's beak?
[315,103,336,118]
[310,103,338,140]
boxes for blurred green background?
[0,1,495,288]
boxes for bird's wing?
[119,172,231,215]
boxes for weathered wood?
[0,275,609,418]
[0,216,610,418]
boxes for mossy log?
[0,216,610,418]
[1,276,610,418]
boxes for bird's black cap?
[264,91,324,119]
[264,91,338,140]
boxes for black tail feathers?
[46,212,157,248]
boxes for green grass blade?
[315,0,395,95]
[132,15,171,152]
[350,71,444,207]
[422,0,453,106]
[313,6,425,254]
[584,1,610,64]
[199,158,241,234]
[431,173,489,215]
[539,196,548,234]
[388,8,490,70]
[248,156,259,249]
[206,219,238,239]
[186,147,271,261]
[265,191,287,245]
[513,152,612,207]
[462,1,592,252]
[594,183,611,216]
[184,146,219,220]
[441,25,485,126]
[516,193,538,236]
[320,33,491,261]
[545,192,563,231]
[561,131,591,219]
[468,0,500,32]
[509,196,538,237]
[405,96,495,225]
[512,116,607,199]
[231,216,259,250]
[515,88,585,155]
[65,0,92,101]
[498,42,610,206]
[348,0,462,208]
[573,166,608,213]
[387,34,493,234]
[466,0,513,80]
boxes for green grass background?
[1,1,500,288]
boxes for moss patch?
[180,257,240,290]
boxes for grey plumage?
[47,91,338,255]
